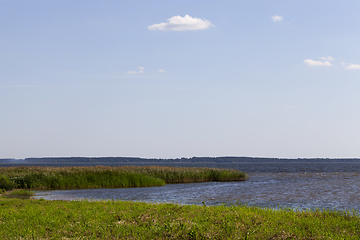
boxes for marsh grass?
[0,174,14,190]
[0,198,359,239]
[0,166,247,190]
[123,165,247,183]
[4,189,34,199]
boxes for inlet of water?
[34,171,360,211]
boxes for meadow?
[0,166,247,190]
[0,196,359,239]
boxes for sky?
[1,0,360,159]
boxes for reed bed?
[0,166,247,190]
[0,198,359,239]
[119,165,247,183]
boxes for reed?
[0,174,14,190]
[0,198,358,239]
[0,166,247,190]
[124,165,247,183]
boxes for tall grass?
[0,166,247,190]
[124,165,247,183]
[0,167,165,190]
[0,174,14,190]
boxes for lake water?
[33,160,360,211]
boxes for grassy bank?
[2,189,34,199]
[0,198,359,239]
[0,166,247,190]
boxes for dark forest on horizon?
[1,156,360,164]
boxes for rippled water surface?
[33,161,360,211]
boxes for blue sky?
[1,0,360,159]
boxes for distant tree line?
[1,156,360,164]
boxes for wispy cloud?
[271,15,283,22]
[340,62,360,70]
[158,69,166,73]
[138,67,145,73]
[319,56,335,61]
[345,63,360,70]
[303,56,360,70]
[127,67,145,74]
[303,59,332,67]
[148,15,214,31]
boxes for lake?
[33,160,360,211]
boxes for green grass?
[4,189,34,199]
[0,166,247,190]
[8,189,33,196]
[0,198,359,239]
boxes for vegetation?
[8,189,33,196]
[4,189,34,199]
[0,167,165,190]
[0,166,247,190]
[0,198,359,239]
[125,165,247,183]
[0,174,14,190]
[3,156,359,165]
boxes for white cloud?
[271,15,283,22]
[127,67,145,74]
[158,69,166,73]
[147,15,214,31]
[303,59,332,67]
[319,56,335,61]
[339,62,360,70]
[345,63,360,70]
[303,57,360,70]
[138,67,145,73]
